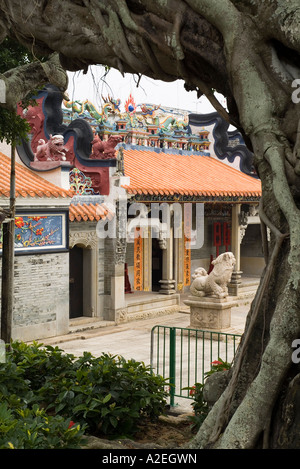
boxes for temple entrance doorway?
[69,232,98,320]
[152,238,163,291]
[69,245,83,318]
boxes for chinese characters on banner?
[184,205,192,286]
[184,237,191,286]
[134,227,143,291]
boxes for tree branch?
[0,53,68,110]
[184,0,241,51]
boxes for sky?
[66,65,227,116]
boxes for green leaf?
[109,416,118,428]
[55,402,66,414]
[102,393,112,404]
[101,407,110,417]
[73,403,88,413]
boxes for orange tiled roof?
[0,151,114,222]
[122,149,261,199]
[69,202,115,222]
[0,151,72,198]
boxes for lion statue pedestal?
[184,252,237,331]
[184,296,237,330]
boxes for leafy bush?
[0,341,168,447]
[9,341,76,391]
[0,360,32,401]
[0,401,85,449]
[38,352,168,436]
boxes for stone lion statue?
[91,134,122,159]
[190,252,236,299]
[35,134,67,161]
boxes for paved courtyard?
[40,303,250,411]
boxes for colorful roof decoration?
[62,95,208,154]
[122,149,261,200]
[69,168,98,195]
[0,151,72,199]
[124,93,137,114]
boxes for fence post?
[169,327,176,407]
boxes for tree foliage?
[0,37,52,144]
[0,0,300,449]
[0,38,33,144]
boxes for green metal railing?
[150,325,242,406]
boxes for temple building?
[122,147,262,292]
[0,84,262,341]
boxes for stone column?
[159,229,176,295]
[103,236,127,322]
[99,185,128,322]
[111,264,126,311]
[111,197,127,321]
[228,204,243,296]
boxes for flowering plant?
[183,382,209,431]
[205,358,231,377]
[184,357,231,431]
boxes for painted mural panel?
[0,213,68,254]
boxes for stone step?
[126,295,180,315]
[238,288,257,297]
[69,317,115,334]
[125,305,180,323]
[238,283,259,293]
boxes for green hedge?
[0,341,168,448]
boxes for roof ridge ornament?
[69,167,98,196]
